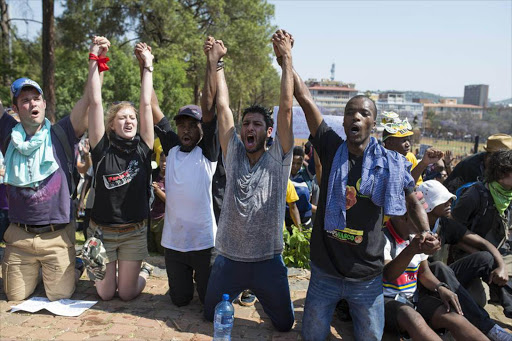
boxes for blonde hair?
[105,102,138,137]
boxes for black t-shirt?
[91,134,152,225]
[310,121,385,280]
[438,216,467,246]
[443,152,485,193]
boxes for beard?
[244,135,267,154]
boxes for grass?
[418,137,475,159]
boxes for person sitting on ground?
[452,149,512,318]
[147,38,219,307]
[381,111,443,186]
[148,152,166,255]
[444,133,512,193]
[203,30,295,332]
[86,39,154,301]
[416,180,511,318]
[383,212,510,341]
[0,71,91,300]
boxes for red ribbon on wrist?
[89,53,110,73]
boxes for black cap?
[174,105,202,121]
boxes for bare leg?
[396,305,442,341]
[94,262,117,301]
[430,306,488,341]
[117,260,147,301]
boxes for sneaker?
[140,262,154,277]
[488,324,512,341]
[81,236,107,281]
[239,290,256,306]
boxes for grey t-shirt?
[215,132,293,262]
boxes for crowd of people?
[0,30,511,340]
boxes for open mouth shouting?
[245,134,256,149]
[349,124,361,136]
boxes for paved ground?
[0,253,511,340]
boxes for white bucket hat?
[416,180,456,213]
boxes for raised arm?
[88,36,109,149]
[274,32,323,138]
[201,36,218,123]
[213,40,234,158]
[136,42,155,147]
[135,45,164,125]
[70,38,109,138]
[272,30,294,154]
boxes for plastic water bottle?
[213,294,234,341]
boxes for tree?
[42,0,56,122]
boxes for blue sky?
[8,0,512,101]
[268,0,512,101]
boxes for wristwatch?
[144,65,154,72]
[435,282,450,292]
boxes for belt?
[92,220,145,233]
[15,222,68,234]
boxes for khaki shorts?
[88,221,148,263]
[2,223,76,301]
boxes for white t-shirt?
[383,230,428,299]
[161,145,217,252]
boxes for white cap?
[416,180,456,213]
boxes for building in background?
[299,78,358,115]
[463,84,489,107]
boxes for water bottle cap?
[222,293,229,301]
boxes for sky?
[7,0,512,101]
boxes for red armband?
[89,53,110,73]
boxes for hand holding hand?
[203,36,215,55]
[422,148,444,165]
[273,29,294,58]
[420,233,441,255]
[210,39,227,61]
[272,29,293,58]
[136,42,154,66]
[438,286,463,315]
[89,36,110,57]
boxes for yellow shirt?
[406,152,423,186]
[284,179,299,229]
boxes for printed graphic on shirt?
[327,227,364,245]
[346,186,357,210]
[102,159,140,189]
[383,263,420,294]
[355,178,370,198]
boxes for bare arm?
[274,32,323,138]
[411,148,443,183]
[406,191,431,234]
[418,260,463,314]
[272,30,294,154]
[135,45,164,125]
[87,37,108,149]
[214,41,234,159]
[201,36,217,123]
[383,235,422,281]
[459,232,508,285]
[288,201,302,229]
[152,182,166,202]
[136,42,155,147]
[70,37,109,138]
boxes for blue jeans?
[302,263,384,341]
[204,254,295,332]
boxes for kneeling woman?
[86,39,154,301]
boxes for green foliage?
[3,0,280,123]
[283,226,311,269]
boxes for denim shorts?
[88,220,148,262]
